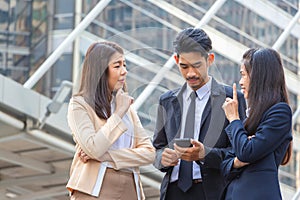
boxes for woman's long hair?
[76,41,125,119]
[242,48,292,165]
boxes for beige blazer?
[66,96,155,199]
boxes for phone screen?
[174,138,192,147]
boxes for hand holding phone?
[174,138,192,147]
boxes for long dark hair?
[242,48,292,165]
[76,41,125,119]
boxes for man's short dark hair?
[173,27,212,57]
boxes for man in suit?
[152,27,247,200]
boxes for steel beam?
[0,149,54,174]
[133,0,227,110]
[273,10,300,50]
[145,0,300,96]
[23,0,112,89]
[234,0,300,39]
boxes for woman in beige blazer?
[66,41,155,200]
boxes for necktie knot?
[190,91,197,101]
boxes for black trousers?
[165,181,205,200]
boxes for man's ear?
[207,53,215,65]
[174,54,179,64]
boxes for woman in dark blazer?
[221,48,293,200]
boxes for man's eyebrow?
[179,61,202,66]
[191,61,202,65]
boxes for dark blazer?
[153,78,247,200]
[221,102,293,200]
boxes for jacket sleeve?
[201,146,231,169]
[67,98,128,160]
[107,107,155,170]
[201,91,247,169]
[219,91,247,175]
[152,100,172,172]
[221,150,244,181]
[227,103,292,163]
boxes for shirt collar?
[110,95,116,112]
[185,76,212,101]
[246,107,250,117]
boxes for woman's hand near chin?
[114,89,134,118]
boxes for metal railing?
[292,189,300,200]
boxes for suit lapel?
[170,84,186,140]
[203,93,226,147]
[200,98,211,130]
[172,99,182,135]
[199,78,227,147]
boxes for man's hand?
[174,139,205,161]
[161,148,179,167]
[78,148,91,163]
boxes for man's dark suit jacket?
[221,102,293,200]
[153,78,247,200]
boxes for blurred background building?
[0,0,300,199]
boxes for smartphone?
[174,138,192,147]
